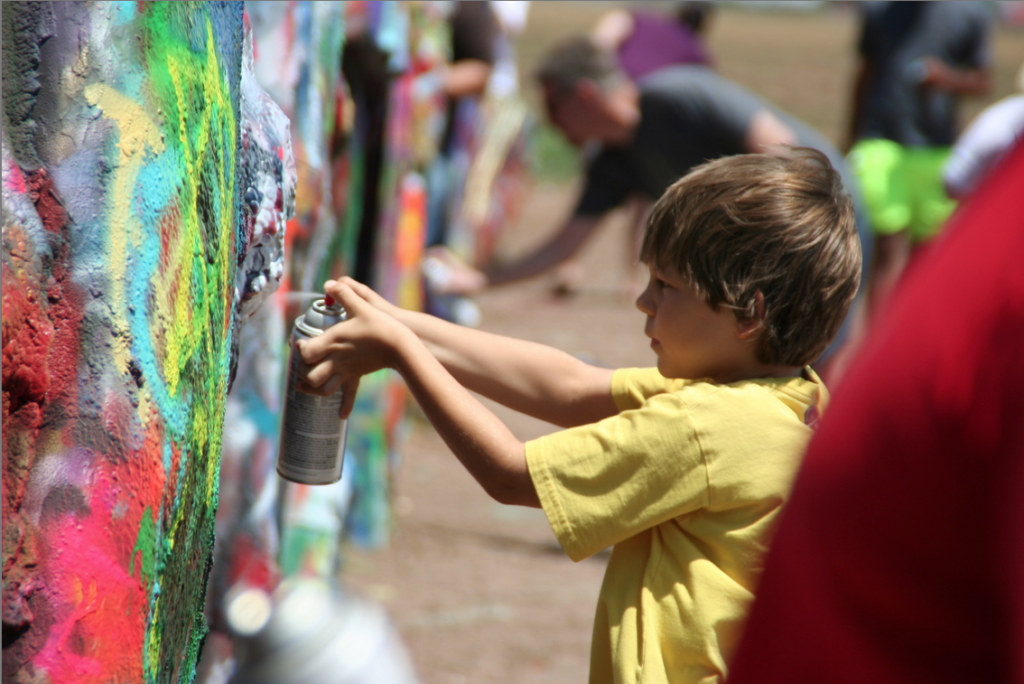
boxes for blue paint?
[127,156,188,442]
[109,2,138,28]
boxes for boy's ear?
[736,291,766,341]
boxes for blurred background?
[5,2,1022,682]
[337,3,1024,684]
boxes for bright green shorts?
[847,139,957,243]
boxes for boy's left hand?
[296,280,412,418]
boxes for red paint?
[25,169,69,235]
[44,273,83,427]
[227,535,280,592]
[159,201,182,266]
[162,427,182,516]
[2,277,55,413]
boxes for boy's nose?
[635,286,654,316]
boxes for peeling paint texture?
[2,2,289,682]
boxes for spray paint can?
[277,295,349,485]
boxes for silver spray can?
[277,296,349,485]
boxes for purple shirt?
[617,12,712,81]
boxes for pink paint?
[4,162,28,194]
[33,467,149,683]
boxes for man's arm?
[917,57,991,97]
[423,214,603,296]
[325,277,619,429]
[592,8,635,52]
[484,213,602,288]
[744,109,798,154]
[299,281,541,507]
[444,60,493,98]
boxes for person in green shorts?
[846,1,992,315]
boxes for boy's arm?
[336,277,619,428]
[298,282,540,508]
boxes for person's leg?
[425,153,453,248]
[906,146,957,244]
[848,139,912,321]
[867,230,911,320]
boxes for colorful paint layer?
[2,2,289,681]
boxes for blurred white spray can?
[226,580,420,684]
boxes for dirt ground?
[340,6,1024,683]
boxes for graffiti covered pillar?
[1,2,287,681]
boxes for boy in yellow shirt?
[298,148,861,683]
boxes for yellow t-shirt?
[525,367,827,684]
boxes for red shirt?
[728,140,1024,683]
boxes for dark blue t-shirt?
[855,1,993,146]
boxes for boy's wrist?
[389,322,428,374]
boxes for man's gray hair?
[535,36,625,95]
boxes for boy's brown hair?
[640,147,861,366]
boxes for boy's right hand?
[336,276,402,319]
[297,279,414,418]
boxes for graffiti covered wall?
[2,2,291,681]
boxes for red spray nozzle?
[324,293,335,307]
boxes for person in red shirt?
[726,140,1024,683]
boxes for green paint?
[134,4,241,682]
[130,507,158,594]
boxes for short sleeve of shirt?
[526,369,709,562]
[611,366,686,410]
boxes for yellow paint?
[83,84,165,377]
[205,376,226,500]
[158,20,236,398]
[147,597,162,677]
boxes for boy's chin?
[655,359,683,379]
[656,358,709,381]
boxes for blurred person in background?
[425,1,530,325]
[535,1,716,296]
[726,137,1024,684]
[845,1,993,318]
[426,1,499,252]
[943,62,1024,200]
[431,37,872,379]
[592,1,715,81]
